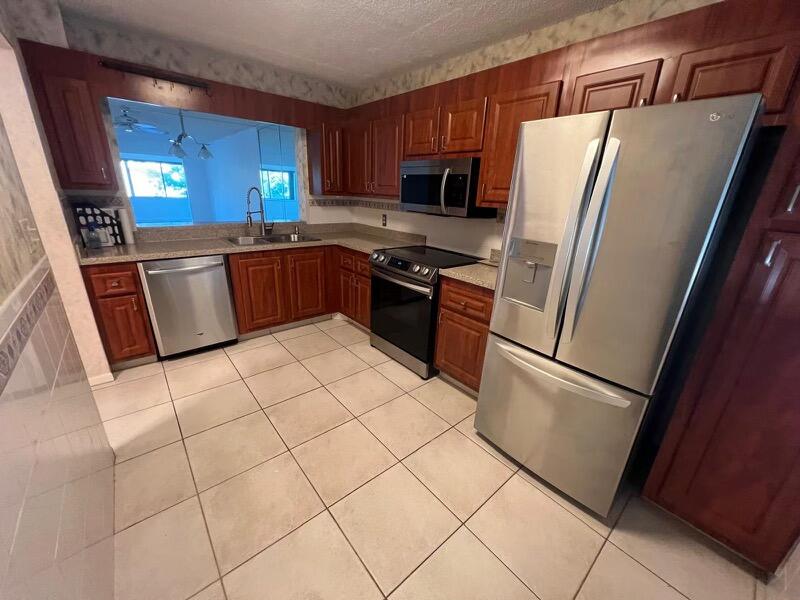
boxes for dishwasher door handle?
[144,263,221,275]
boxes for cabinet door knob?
[786,184,799,213]
[441,135,446,151]
[671,92,682,103]
[110,280,120,287]
[638,98,647,107]
[132,297,138,311]
[764,239,782,267]
[100,166,107,180]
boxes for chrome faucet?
[245,186,272,237]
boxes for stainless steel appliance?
[399,158,497,218]
[370,246,478,377]
[138,255,238,356]
[475,94,762,516]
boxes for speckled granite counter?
[440,262,498,291]
[78,232,406,265]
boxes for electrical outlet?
[381,213,387,227]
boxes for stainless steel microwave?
[399,158,497,218]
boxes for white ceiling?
[60,0,618,87]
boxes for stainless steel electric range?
[369,245,478,378]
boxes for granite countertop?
[440,261,498,290]
[78,232,402,266]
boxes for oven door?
[370,268,436,373]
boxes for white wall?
[204,127,261,222]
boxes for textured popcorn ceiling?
[58,0,619,86]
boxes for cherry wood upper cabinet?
[371,114,403,196]
[404,107,440,157]
[286,249,327,320]
[670,33,800,115]
[229,252,288,333]
[477,81,561,206]
[440,97,487,153]
[644,232,800,572]
[322,123,344,194]
[344,120,371,195]
[38,75,117,190]
[569,59,662,114]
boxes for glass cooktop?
[383,245,478,268]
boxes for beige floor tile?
[115,441,195,531]
[409,377,476,424]
[519,469,630,537]
[330,464,459,594]
[301,347,369,384]
[346,340,391,365]
[200,453,323,573]
[360,395,448,459]
[189,581,225,600]
[166,355,241,399]
[314,316,348,331]
[467,475,604,600]
[107,362,164,386]
[326,368,404,415]
[223,512,381,600]
[104,403,181,462]
[93,373,170,421]
[609,497,756,600]
[404,429,512,520]
[577,542,685,600]
[293,420,396,504]
[163,347,227,371]
[325,323,369,345]
[273,323,319,341]
[392,527,535,600]
[265,387,352,448]
[185,412,287,490]
[455,415,519,470]
[228,343,296,378]
[280,330,341,360]
[225,334,277,355]
[173,380,260,437]
[375,360,426,392]
[114,497,217,600]
[245,362,321,408]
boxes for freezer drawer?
[139,256,237,357]
[475,334,648,516]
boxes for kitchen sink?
[264,233,321,243]
[227,236,270,246]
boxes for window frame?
[260,167,296,201]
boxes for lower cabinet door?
[355,275,371,328]
[96,295,153,361]
[287,249,326,320]
[434,307,489,390]
[339,270,355,319]
[229,253,288,333]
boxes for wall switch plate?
[381,213,387,226]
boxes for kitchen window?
[261,167,299,221]
[120,159,188,198]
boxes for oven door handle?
[372,270,434,299]
[439,167,451,216]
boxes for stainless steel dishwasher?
[138,255,237,357]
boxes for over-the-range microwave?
[399,158,497,218]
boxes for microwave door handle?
[562,137,620,343]
[439,167,451,216]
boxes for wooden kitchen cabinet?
[344,120,371,195]
[37,75,117,190]
[644,232,800,572]
[286,248,327,320]
[434,278,494,391]
[439,97,487,153]
[670,33,800,115]
[569,59,662,114]
[354,275,371,328]
[371,114,403,196]
[477,81,561,206]
[229,251,289,333]
[82,263,154,363]
[322,122,344,193]
[404,107,440,157]
[334,247,371,327]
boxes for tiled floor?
[94,317,764,600]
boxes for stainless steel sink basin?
[227,236,270,246]
[264,233,321,243]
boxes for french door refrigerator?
[475,94,761,516]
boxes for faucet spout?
[245,186,269,237]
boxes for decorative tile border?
[308,197,405,211]
[0,264,56,393]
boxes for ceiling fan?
[113,106,168,135]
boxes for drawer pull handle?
[671,92,682,103]
[132,297,138,311]
[110,281,120,287]
[764,239,781,267]
[786,184,799,213]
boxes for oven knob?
[377,254,386,262]
[412,264,421,273]
[421,267,430,276]
[371,252,379,260]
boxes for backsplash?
[354,0,722,105]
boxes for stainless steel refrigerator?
[475,94,762,516]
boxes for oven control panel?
[370,251,438,284]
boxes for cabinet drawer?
[355,255,371,277]
[339,251,355,271]
[87,267,139,298]
[440,278,493,323]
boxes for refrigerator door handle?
[495,340,630,408]
[544,138,602,339]
[562,137,621,343]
